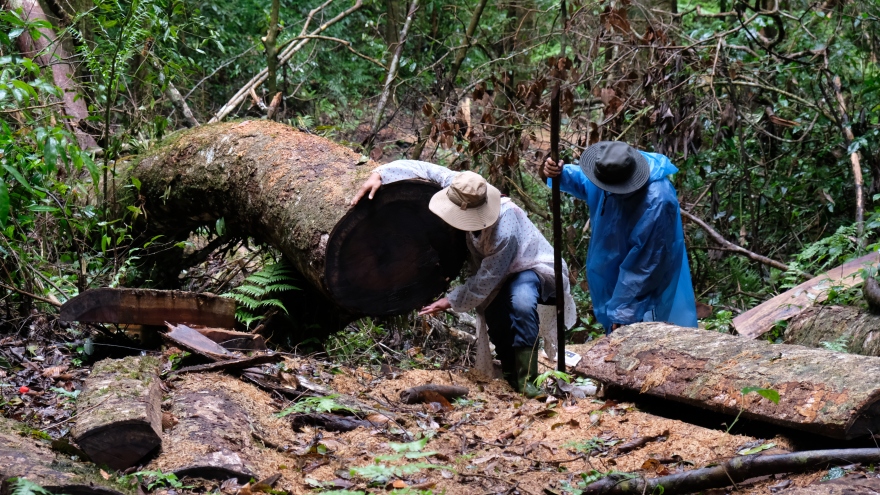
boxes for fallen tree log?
[127,120,467,336]
[578,448,880,495]
[0,418,125,495]
[71,356,162,471]
[732,252,876,339]
[150,373,295,483]
[785,305,880,356]
[576,323,880,439]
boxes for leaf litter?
[0,323,857,495]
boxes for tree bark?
[575,323,880,439]
[71,356,163,470]
[127,120,466,332]
[150,375,262,483]
[0,418,124,495]
[785,305,880,356]
[6,0,97,149]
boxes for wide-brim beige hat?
[429,171,501,231]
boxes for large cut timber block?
[72,356,163,470]
[576,323,880,439]
[733,252,877,339]
[61,288,235,328]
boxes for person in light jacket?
[352,160,575,397]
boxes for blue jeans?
[485,270,544,354]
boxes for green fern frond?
[232,284,267,298]
[257,298,289,313]
[10,478,53,495]
[232,294,261,311]
[264,283,299,293]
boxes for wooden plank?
[576,323,880,439]
[60,288,235,327]
[732,252,877,339]
[174,354,282,374]
[163,323,236,361]
[190,326,267,351]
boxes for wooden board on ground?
[164,323,237,361]
[732,252,877,339]
[60,288,235,328]
[191,326,267,351]
[71,356,163,471]
[575,323,880,439]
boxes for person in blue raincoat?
[543,141,697,334]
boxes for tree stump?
[71,356,162,470]
[128,120,467,337]
[785,305,880,356]
[576,323,880,439]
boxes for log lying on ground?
[0,418,125,495]
[151,374,285,482]
[128,120,467,334]
[733,252,877,339]
[576,323,880,439]
[60,288,235,328]
[579,448,880,495]
[71,356,162,470]
[785,305,880,356]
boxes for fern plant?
[224,261,298,329]
[9,478,52,495]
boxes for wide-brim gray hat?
[429,171,501,231]
[580,141,650,194]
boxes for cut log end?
[326,180,467,315]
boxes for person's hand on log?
[351,171,382,205]
[419,297,451,316]
[542,157,563,180]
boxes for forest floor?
[5,315,877,495]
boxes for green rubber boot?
[513,347,543,399]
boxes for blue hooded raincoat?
[549,152,698,332]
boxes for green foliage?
[128,470,189,490]
[9,478,53,495]
[820,335,851,353]
[703,310,734,334]
[276,394,355,417]
[349,437,453,485]
[224,261,298,329]
[535,370,572,387]
[741,387,781,404]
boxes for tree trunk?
[71,356,163,470]
[6,0,97,150]
[151,375,264,482]
[128,120,466,334]
[785,305,880,356]
[0,418,124,495]
[575,323,880,439]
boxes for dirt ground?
[147,354,835,495]
[2,323,875,495]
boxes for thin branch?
[0,281,62,308]
[681,209,812,279]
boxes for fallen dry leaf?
[99,469,111,480]
[42,365,68,378]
